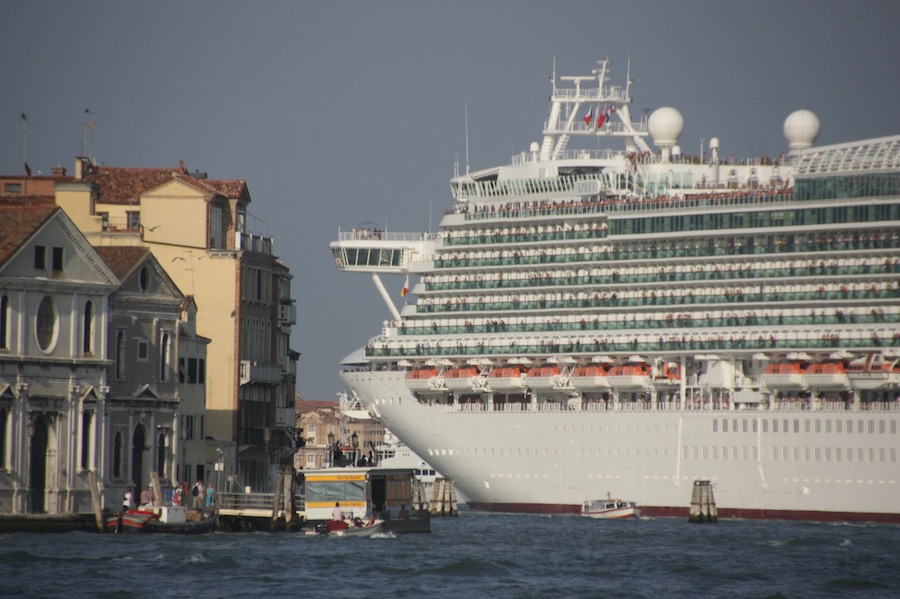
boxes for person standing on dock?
[332,502,344,521]
[192,480,205,510]
[123,488,134,511]
[205,483,215,510]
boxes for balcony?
[280,355,297,377]
[276,407,297,428]
[278,302,296,325]
[239,360,282,386]
[237,232,274,255]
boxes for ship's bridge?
[330,228,438,273]
[330,227,440,322]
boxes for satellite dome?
[529,141,540,153]
[648,107,684,147]
[709,137,720,150]
[784,109,820,150]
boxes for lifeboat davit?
[570,365,611,391]
[653,362,681,388]
[525,366,560,391]
[804,361,850,390]
[404,368,443,392]
[487,366,527,393]
[444,367,480,392]
[761,361,808,390]
[607,360,652,390]
[848,354,900,391]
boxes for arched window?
[0,295,9,350]
[116,330,126,379]
[82,301,94,355]
[35,296,57,352]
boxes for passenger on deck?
[332,502,344,521]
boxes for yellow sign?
[306,474,366,482]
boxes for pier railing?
[217,492,305,514]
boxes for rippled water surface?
[2,512,898,598]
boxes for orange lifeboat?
[804,361,850,390]
[525,366,561,391]
[653,362,681,388]
[444,367,480,392]
[607,361,652,390]
[570,365,611,391]
[761,361,807,390]
[404,368,440,392]
[487,366,527,393]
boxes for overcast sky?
[3,1,899,401]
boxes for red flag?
[596,108,607,129]
[583,108,593,125]
[400,275,409,297]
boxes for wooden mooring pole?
[88,471,105,533]
[429,478,458,517]
[689,479,718,523]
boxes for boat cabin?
[302,467,431,532]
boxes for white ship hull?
[342,370,900,522]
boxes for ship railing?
[859,401,900,412]
[337,230,438,242]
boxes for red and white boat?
[581,496,641,519]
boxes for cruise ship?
[330,58,900,522]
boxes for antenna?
[465,103,470,176]
[82,109,95,160]
[626,52,632,99]
[20,113,29,176]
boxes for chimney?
[51,164,67,177]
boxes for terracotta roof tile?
[85,166,184,205]
[93,245,150,280]
[0,198,58,267]
[84,164,248,204]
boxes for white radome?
[784,109,820,149]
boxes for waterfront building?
[0,200,118,514]
[51,158,297,491]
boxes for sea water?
[1,511,898,598]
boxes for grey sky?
[2,0,899,402]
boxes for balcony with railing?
[239,360,282,386]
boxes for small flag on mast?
[401,275,409,297]
[583,108,593,125]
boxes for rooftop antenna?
[82,109,95,161]
[20,113,30,176]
